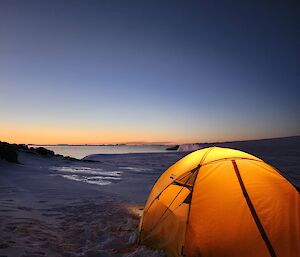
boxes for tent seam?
[141,168,198,242]
[232,160,277,257]
[181,147,215,256]
[202,156,264,166]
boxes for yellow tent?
[139,147,300,257]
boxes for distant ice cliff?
[177,144,203,152]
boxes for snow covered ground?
[0,150,185,257]
[0,136,299,257]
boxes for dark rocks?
[0,142,100,164]
[0,142,19,163]
[166,145,179,151]
[0,142,55,163]
[63,156,78,161]
[35,147,55,156]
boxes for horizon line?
[5,134,299,146]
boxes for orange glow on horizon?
[0,124,287,145]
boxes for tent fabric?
[139,147,300,257]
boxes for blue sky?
[0,0,299,144]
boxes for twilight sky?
[0,0,299,144]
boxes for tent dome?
[139,147,300,257]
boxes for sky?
[0,0,299,144]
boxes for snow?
[0,151,185,257]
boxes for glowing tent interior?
[138,147,300,257]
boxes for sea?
[30,145,171,159]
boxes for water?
[30,145,170,159]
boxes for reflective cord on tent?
[232,160,277,257]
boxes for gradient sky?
[0,0,299,144]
